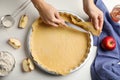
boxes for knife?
[65,21,88,33]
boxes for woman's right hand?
[83,0,104,31]
[32,0,66,27]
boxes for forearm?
[83,0,94,6]
[83,0,103,30]
[31,0,46,10]
[83,0,95,13]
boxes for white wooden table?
[0,0,119,80]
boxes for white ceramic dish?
[26,11,93,75]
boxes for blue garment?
[91,0,120,80]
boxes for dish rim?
[26,10,93,75]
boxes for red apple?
[101,36,116,51]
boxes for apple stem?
[110,42,114,45]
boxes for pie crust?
[59,12,101,36]
[30,12,91,75]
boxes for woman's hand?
[83,0,104,30]
[31,0,66,27]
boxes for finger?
[55,12,61,19]
[92,17,99,30]
[55,12,65,22]
[55,13,67,27]
[56,20,67,27]
[49,22,59,27]
[52,17,67,27]
[43,19,59,27]
[60,21,68,27]
[51,18,61,24]
[98,15,104,30]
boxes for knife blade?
[65,21,88,33]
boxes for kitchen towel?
[91,0,120,80]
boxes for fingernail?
[96,26,99,30]
[54,25,59,27]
